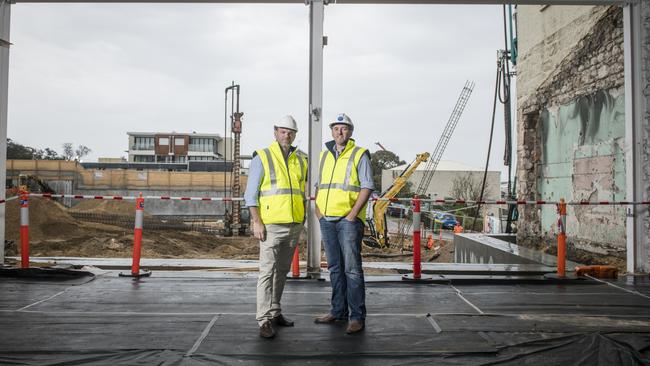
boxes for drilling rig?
[225,83,244,235]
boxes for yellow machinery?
[364,152,430,248]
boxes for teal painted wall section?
[539,88,626,253]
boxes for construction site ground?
[1,267,649,365]
[4,197,456,268]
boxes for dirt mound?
[70,199,151,217]
[4,197,262,260]
[5,197,86,241]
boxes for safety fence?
[5,191,649,280]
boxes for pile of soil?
[5,197,87,241]
[4,197,260,260]
[70,199,151,217]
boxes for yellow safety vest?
[257,141,307,224]
[316,139,368,222]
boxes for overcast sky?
[8,3,513,179]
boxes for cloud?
[8,3,513,179]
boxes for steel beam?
[624,0,649,273]
[307,0,323,277]
[11,0,633,5]
[0,1,9,264]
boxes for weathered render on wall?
[516,6,628,258]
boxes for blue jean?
[319,217,366,322]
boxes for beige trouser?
[256,223,302,325]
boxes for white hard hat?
[329,113,354,129]
[274,115,298,132]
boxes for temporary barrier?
[426,234,434,250]
[575,265,618,279]
[28,192,649,206]
[291,246,300,278]
[20,190,29,269]
[557,198,567,278]
[412,197,422,279]
[16,192,649,279]
[119,194,151,278]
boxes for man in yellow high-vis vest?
[313,113,374,335]
[244,115,307,339]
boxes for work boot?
[272,314,294,327]
[345,320,365,334]
[259,320,275,339]
[314,313,340,324]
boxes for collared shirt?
[244,155,264,207]
[244,145,298,208]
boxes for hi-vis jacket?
[316,139,368,222]
[256,141,307,224]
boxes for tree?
[370,150,405,192]
[7,139,63,160]
[62,143,74,160]
[7,139,36,159]
[42,148,62,160]
[75,145,91,161]
[449,173,491,217]
[62,143,91,162]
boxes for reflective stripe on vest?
[257,142,307,224]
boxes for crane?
[396,81,475,248]
[364,152,430,248]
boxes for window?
[159,137,169,145]
[175,138,185,146]
[132,137,154,150]
[189,137,217,152]
[188,156,217,161]
[133,155,154,162]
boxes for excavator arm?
[364,152,430,248]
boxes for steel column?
[307,0,324,277]
[0,0,9,264]
[624,0,649,273]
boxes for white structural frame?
[623,0,646,273]
[0,0,644,274]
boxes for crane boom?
[397,81,475,248]
[415,81,475,195]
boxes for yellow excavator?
[364,152,430,248]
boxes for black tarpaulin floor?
[1,268,650,365]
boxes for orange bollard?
[119,193,151,278]
[19,190,29,269]
[291,245,300,278]
[412,197,421,279]
[557,198,567,278]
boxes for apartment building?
[127,132,233,164]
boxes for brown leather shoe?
[314,313,339,324]
[259,321,275,338]
[272,314,294,327]
[345,320,365,334]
